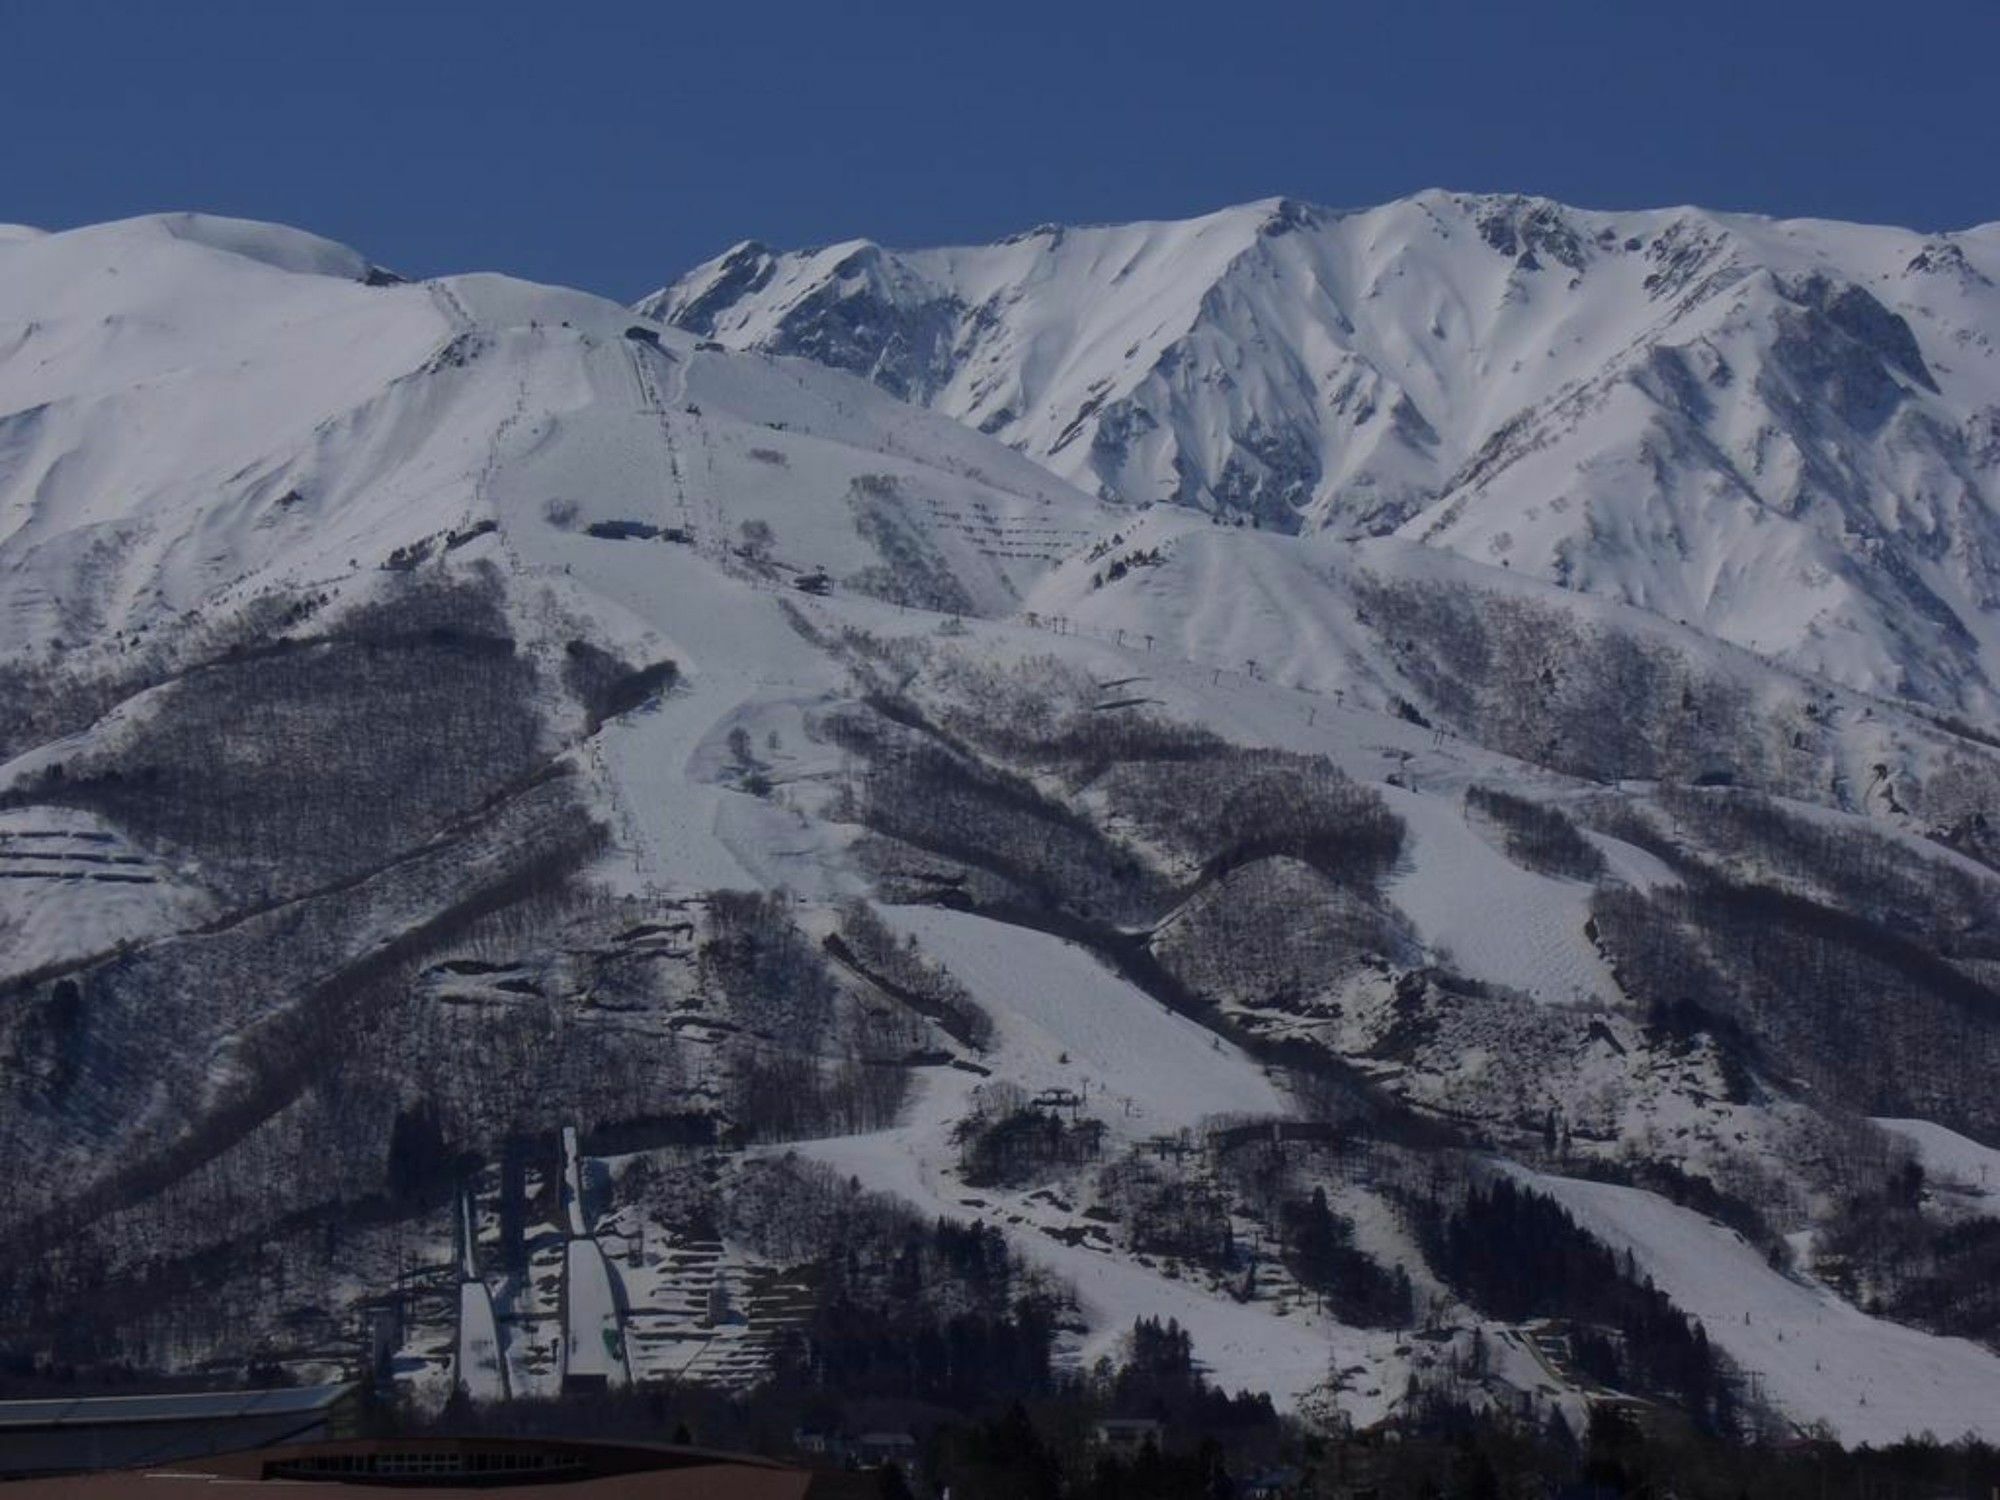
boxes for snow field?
[1875,1118,2000,1217]
[1526,1170,2000,1444]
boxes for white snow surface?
[562,1237,630,1387]
[884,905,1286,1131]
[0,806,211,980]
[455,1281,508,1402]
[0,212,1113,666]
[14,207,2000,1430]
[1381,784,1616,1006]
[1875,1118,2000,1216]
[1527,1170,2000,1444]
[786,906,1415,1415]
[655,193,2000,715]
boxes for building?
[849,1432,918,1468]
[0,1384,360,1480]
[0,1436,884,1499]
[1092,1417,1165,1456]
[1243,1467,1307,1500]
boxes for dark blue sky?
[3,0,1994,300]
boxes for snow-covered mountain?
[9,207,2000,1448]
[0,212,1100,661]
[649,193,2000,716]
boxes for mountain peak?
[124,211,375,280]
[643,190,2000,714]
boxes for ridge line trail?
[427,274,529,548]
[427,279,476,337]
[623,339,729,572]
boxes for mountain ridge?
[10,204,2000,1444]
[647,190,2000,717]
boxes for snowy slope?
[1528,1170,2000,1444]
[455,1280,509,1402]
[0,214,448,651]
[0,806,211,978]
[796,909,1394,1413]
[0,213,1113,672]
[1380,785,1616,1007]
[651,194,2000,715]
[884,905,1286,1131]
[562,1237,631,1388]
[1876,1117,2000,1216]
[1015,502,1977,834]
[14,207,2000,1437]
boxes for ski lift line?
[622,341,704,555]
[670,351,736,565]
